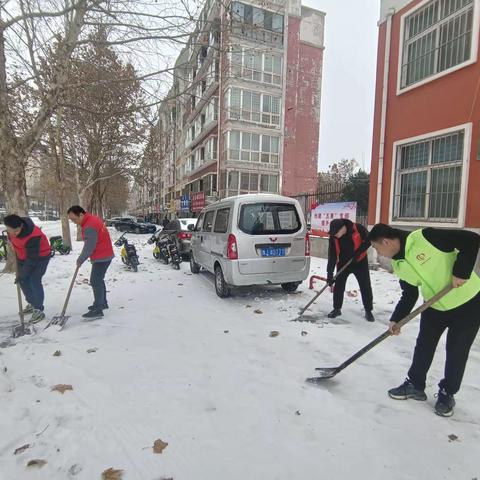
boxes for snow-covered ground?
[0,221,479,480]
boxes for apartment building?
[136,0,325,217]
[369,0,480,233]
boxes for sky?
[302,0,381,172]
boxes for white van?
[189,194,311,297]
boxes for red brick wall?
[283,17,323,197]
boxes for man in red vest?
[4,214,51,323]
[326,218,374,322]
[67,206,114,319]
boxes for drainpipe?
[373,9,394,269]
[375,9,394,225]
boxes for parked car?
[115,217,156,234]
[189,194,310,297]
[106,216,123,227]
[162,218,197,256]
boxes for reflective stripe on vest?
[334,224,367,265]
[391,229,480,311]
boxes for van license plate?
[261,247,285,257]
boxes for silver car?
[189,194,311,297]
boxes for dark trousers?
[408,293,480,395]
[333,258,373,311]
[90,260,111,309]
[18,257,50,311]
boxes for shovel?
[293,257,355,321]
[45,265,80,330]
[11,253,33,338]
[306,285,453,383]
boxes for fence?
[290,184,368,228]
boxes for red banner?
[191,192,206,212]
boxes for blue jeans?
[18,257,50,311]
[90,260,111,309]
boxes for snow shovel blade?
[12,322,33,338]
[306,368,340,383]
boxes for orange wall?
[369,0,480,228]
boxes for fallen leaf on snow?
[87,348,97,353]
[245,305,252,309]
[295,410,301,416]
[448,434,459,442]
[102,468,124,479]
[224,330,229,334]
[153,439,168,454]
[14,444,30,455]
[269,331,280,337]
[53,350,61,357]
[177,283,183,286]
[346,290,358,297]
[301,331,308,336]
[26,459,47,468]
[51,384,73,394]
[254,309,263,314]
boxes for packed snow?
[0,221,479,480]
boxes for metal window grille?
[393,130,464,221]
[401,0,474,88]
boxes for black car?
[115,217,156,234]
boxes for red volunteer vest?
[10,225,50,260]
[81,212,114,260]
[334,224,367,265]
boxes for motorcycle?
[49,235,72,256]
[147,229,181,270]
[0,230,8,261]
[114,233,139,272]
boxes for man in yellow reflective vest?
[369,224,480,417]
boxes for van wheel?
[215,265,231,298]
[190,253,200,274]
[281,282,300,293]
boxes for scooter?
[0,230,7,261]
[49,235,72,256]
[114,233,139,272]
[148,230,168,263]
[147,230,181,270]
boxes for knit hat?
[4,214,23,229]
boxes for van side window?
[203,210,215,232]
[195,214,204,231]
[213,208,230,233]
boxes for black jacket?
[390,228,480,322]
[326,220,370,282]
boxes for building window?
[225,88,280,127]
[224,130,279,164]
[400,0,474,89]
[230,47,282,85]
[231,1,284,46]
[226,170,279,196]
[393,129,465,222]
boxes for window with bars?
[400,0,474,89]
[224,130,280,164]
[225,88,281,127]
[392,130,465,222]
[230,46,283,85]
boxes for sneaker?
[388,378,427,401]
[82,309,104,319]
[22,304,34,315]
[30,309,46,323]
[365,310,375,322]
[88,303,109,311]
[434,389,455,417]
[327,309,342,319]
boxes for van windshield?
[239,203,301,235]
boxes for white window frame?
[388,122,472,228]
[397,0,480,95]
[230,46,283,86]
